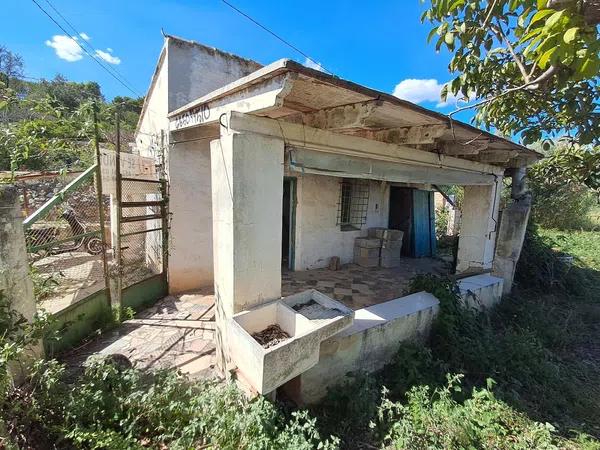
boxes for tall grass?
[313,228,600,448]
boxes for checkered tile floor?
[282,258,450,310]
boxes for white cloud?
[95,49,121,65]
[79,32,91,41]
[303,57,325,72]
[392,78,462,108]
[45,35,83,62]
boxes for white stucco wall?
[168,140,213,292]
[136,49,169,156]
[135,37,263,293]
[167,38,261,112]
[292,174,390,271]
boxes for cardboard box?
[354,237,382,249]
[367,227,387,239]
[381,239,403,251]
[354,246,380,259]
[368,228,404,241]
[355,255,380,267]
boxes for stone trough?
[229,290,353,394]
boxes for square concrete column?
[211,127,284,369]
[456,180,502,273]
[1,185,42,381]
[493,200,531,294]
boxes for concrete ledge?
[282,291,439,404]
[457,274,504,310]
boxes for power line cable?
[40,0,143,98]
[219,0,333,75]
[30,0,142,98]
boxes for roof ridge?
[163,33,263,68]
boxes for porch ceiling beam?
[347,124,448,145]
[439,140,490,156]
[223,111,505,177]
[295,100,382,130]
[474,150,519,164]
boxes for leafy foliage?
[378,375,572,450]
[421,0,600,144]
[2,357,339,450]
[0,48,143,175]
[311,232,600,447]
[0,46,24,88]
[26,75,103,111]
[528,142,599,229]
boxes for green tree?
[27,75,103,111]
[528,142,599,228]
[421,0,600,145]
[0,45,24,88]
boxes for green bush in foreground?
[2,358,339,450]
[6,357,597,450]
[3,230,600,449]
[379,375,573,450]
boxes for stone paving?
[63,290,218,380]
[282,257,451,310]
[63,258,448,376]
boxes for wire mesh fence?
[25,168,110,314]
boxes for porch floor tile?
[282,258,450,310]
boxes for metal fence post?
[93,103,112,309]
[114,108,123,310]
[159,130,169,288]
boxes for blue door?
[412,190,436,257]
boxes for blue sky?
[3,0,472,120]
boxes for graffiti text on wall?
[171,104,211,130]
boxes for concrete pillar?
[456,180,502,273]
[0,185,41,381]
[211,127,284,370]
[493,169,532,294]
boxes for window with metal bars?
[336,179,369,230]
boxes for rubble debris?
[328,256,341,271]
[252,324,290,348]
[292,299,344,320]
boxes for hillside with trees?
[0,45,142,175]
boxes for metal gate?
[112,157,169,312]
[23,164,111,315]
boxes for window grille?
[336,179,369,230]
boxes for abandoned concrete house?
[134,35,541,401]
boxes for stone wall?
[13,173,108,224]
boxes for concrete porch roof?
[168,58,542,170]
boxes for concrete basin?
[229,290,353,394]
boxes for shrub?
[377,375,574,450]
[2,358,339,450]
[435,206,450,239]
[530,181,596,230]
[528,144,600,231]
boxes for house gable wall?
[135,38,262,293]
[166,38,262,112]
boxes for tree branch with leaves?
[422,0,600,145]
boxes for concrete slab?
[229,290,353,394]
[61,292,219,381]
[457,274,504,310]
[282,291,440,404]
